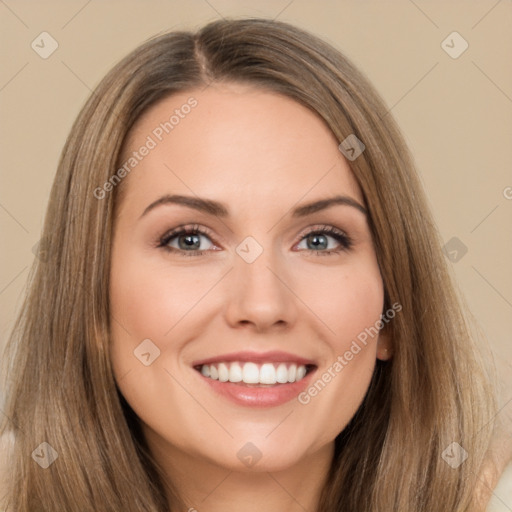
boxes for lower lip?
[195,368,317,407]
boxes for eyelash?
[157,223,353,257]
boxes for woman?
[0,18,506,511]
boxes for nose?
[223,243,298,332]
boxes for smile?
[196,361,312,385]
[191,351,318,407]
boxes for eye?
[295,225,352,256]
[158,224,217,256]
[157,223,352,257]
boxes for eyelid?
[293,224,350,244]
[158,223,216,245]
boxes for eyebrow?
[140,193,367,219]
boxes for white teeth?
[288,364,297,382]
[259,363,276,384]
[242,362,260,384]
[276,363,288,383]
[197,361,310,385]
[218,362,229,382]
[229,362,243,382]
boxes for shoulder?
[475,431,512,511]
[485,463,512,512]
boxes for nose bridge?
[237,240,279,285]
[224,233,296,329]
[235,233,286,295]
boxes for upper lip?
[192,350,317,368]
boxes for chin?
[201,436,320,474]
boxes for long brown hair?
[1,18,498,511]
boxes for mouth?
[191,351,318,407]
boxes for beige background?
[0,0,511,507]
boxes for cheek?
[109,251,217,342]
[108,249,215,437]
[291,263,384,445]
[108,246,228,399]
[295,260,384,348]
[333,274,383,346]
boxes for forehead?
[118,83,363,216]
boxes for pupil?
[309,234,327,250]
[179,234,200,250]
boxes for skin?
[109,82,393,511]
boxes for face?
[109,82,392,474]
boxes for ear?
[376,327,393,361]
